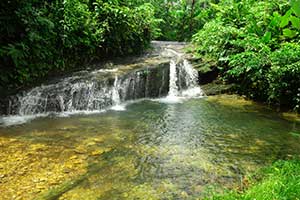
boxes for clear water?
[0,95,299,200]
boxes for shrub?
[192,0,300,111]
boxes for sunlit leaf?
[262,31,272,43]
[280,10,292,28]
[290,16,300,30]
[291,0,300,17]
[283,28,298,38]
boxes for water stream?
[0,42,202,126]
[0,42,299,200]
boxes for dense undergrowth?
[1,1,300,199]
[1,0,300,111]
[205,159,300,200]
[0,0,161,91]
[0,0,218,92]
[192,0,300,111]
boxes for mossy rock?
[201,82,235,95]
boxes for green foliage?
[0,0,161,90]
[148,0,218,41]
[0,0,62,85]
[192,20,241,61]
[291,0,300,17]
[94,1,161,56]
[2,0,300,112]
[192,0,300,111]
[206,160,300,200]
[268,43,300,107]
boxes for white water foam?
[158,59,183,104]
[110,104,126,111]
[111,76,126,111]
[181,87,203,98]
[0,114,48,127]
[157,59,204,104]
[91,68,118,74]
[57,110,107,118]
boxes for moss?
[281,112,300,123]
[205,160,300,200]
[201,82,235,95]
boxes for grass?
[206,160,300,200]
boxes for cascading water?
[112,76,121,105]
[0,42,204,126]
[158,58,203,104]
[111,76,126,111]
[180,59,204,97]
[168,60,179,98]
[161,47,204,103]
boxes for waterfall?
[168,60,179,97]
[0,41,204,126]
[5,64,170,117]
[158,58,203,104]
[180,60,204,97]
[112,76,121,105]
[4,59,202,116]
[111,76,125,111]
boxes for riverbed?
[0,94,299,199]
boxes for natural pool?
[0,95,299,200]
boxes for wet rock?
[188,57,219,84]
[4,61,171,115]
[201,82,235,95]
[0,99,8,115]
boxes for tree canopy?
[0,0,299,110]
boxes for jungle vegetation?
[1,0,300,199]
[205,159,300,200]
[192,0,300,112]
[0,0,298,109]
[1,0,299,111]
[0,0,161,91]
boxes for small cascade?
[164,55,203,102]
[112,76,120,105]
[4,59,202,115]
[4,64,171,117]
[180,60,204,97]
[157,58,204,104]
[0,41,204,126]
[181,59,199,88]
[111,76,125,111]
[168,60,179,97]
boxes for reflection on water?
[0,95,299,200]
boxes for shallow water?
[0,95,299,200]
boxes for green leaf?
[280,16,290,28]
[290,16,300,30]
[280,10,292,28]
[269,12,282,27]
[262,31,272,43]
[291,0,300,17]
[283,28,298,38]
[290,131,300,137]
